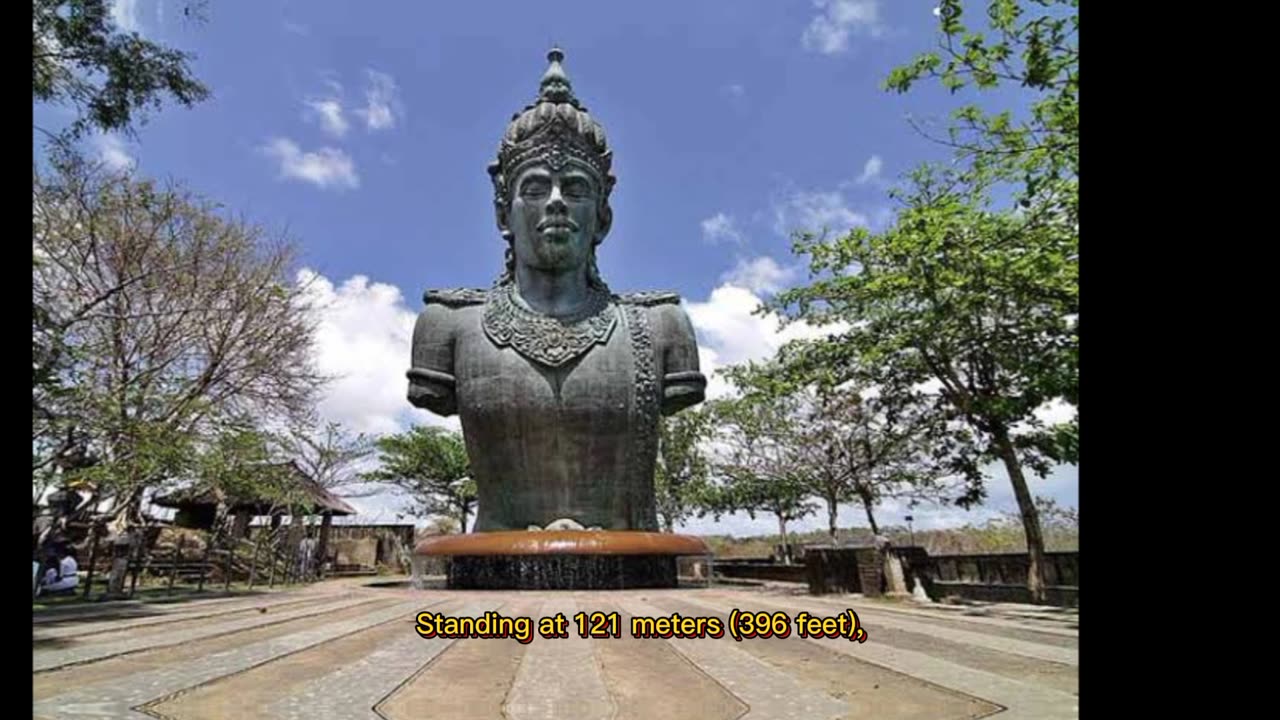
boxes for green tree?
[654,408,711,533]
[33,0,215,508]
[33,156,322,527]
[886,0,1077,217]
[806,382,972,541]
[277,419,373,494]
[191,425,296,506]
[183,423,304,534]
[33,0,211,142]
[721,361,974,546]
[776,171,1076,601]
[773,0,1077,602]
[366,426,477,533]
[702,393,817,564]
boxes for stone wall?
[803,547,884,596]
[797,546,1079,607]
[712,560,808,583]
[929,550,1078,586]
[924,550,1079,606]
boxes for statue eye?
[520,180,549,198]
[563,180,592,199]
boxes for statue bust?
[406,48,706,533]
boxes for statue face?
[506,163,602,274]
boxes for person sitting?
[38,548,79,596]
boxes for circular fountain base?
[415,530,710,590]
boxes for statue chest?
[423,299,666,530]
[452,307,639,433]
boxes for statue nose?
[546,186,567,212]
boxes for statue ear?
[595,203,612,245]
[495,200,513,241]
[488,161,513,240]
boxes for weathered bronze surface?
[407,49,706,533]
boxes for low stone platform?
[32,577,1078,719]
[445,554,681,589]
[417,530,711,590]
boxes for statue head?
[488,48,615,288]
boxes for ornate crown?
[487,48,616,206]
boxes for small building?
[150,461,357,574]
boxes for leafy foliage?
[365,426,477,532]
[770,0,1078,601]
[33,155,322,524]
[33,0,211,142]
[654,408,712,533]
[699,387,818,563]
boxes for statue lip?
[540,226,575,240]
[538,217,578,231]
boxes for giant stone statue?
[408,49,707,588]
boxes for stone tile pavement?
[33,578,1078,719]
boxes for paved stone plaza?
[33,578,1077,719]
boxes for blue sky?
[38,1,1077,534]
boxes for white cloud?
[355,70,402,131]
[298,270,458,437]
[695,346,735,402]
[725,83,746,98]
[111,0,141,33]
[262,138,359,190]
[304,97,349,138]
[92,133,135,172]
[774,187,868,238]
[720,256,799,296]
[691,285,846,367]
[802,0,884,55]
[700,212,743,245]
[686,283,848,402]
[1034,398,1077,426]
[283,20,310,36]
[275,270,462,526]
[933,7,943,18]
[856,155,883,184]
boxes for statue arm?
[656,304,706,415]
[407,304,458,416]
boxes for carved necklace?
[482,282,618,367]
